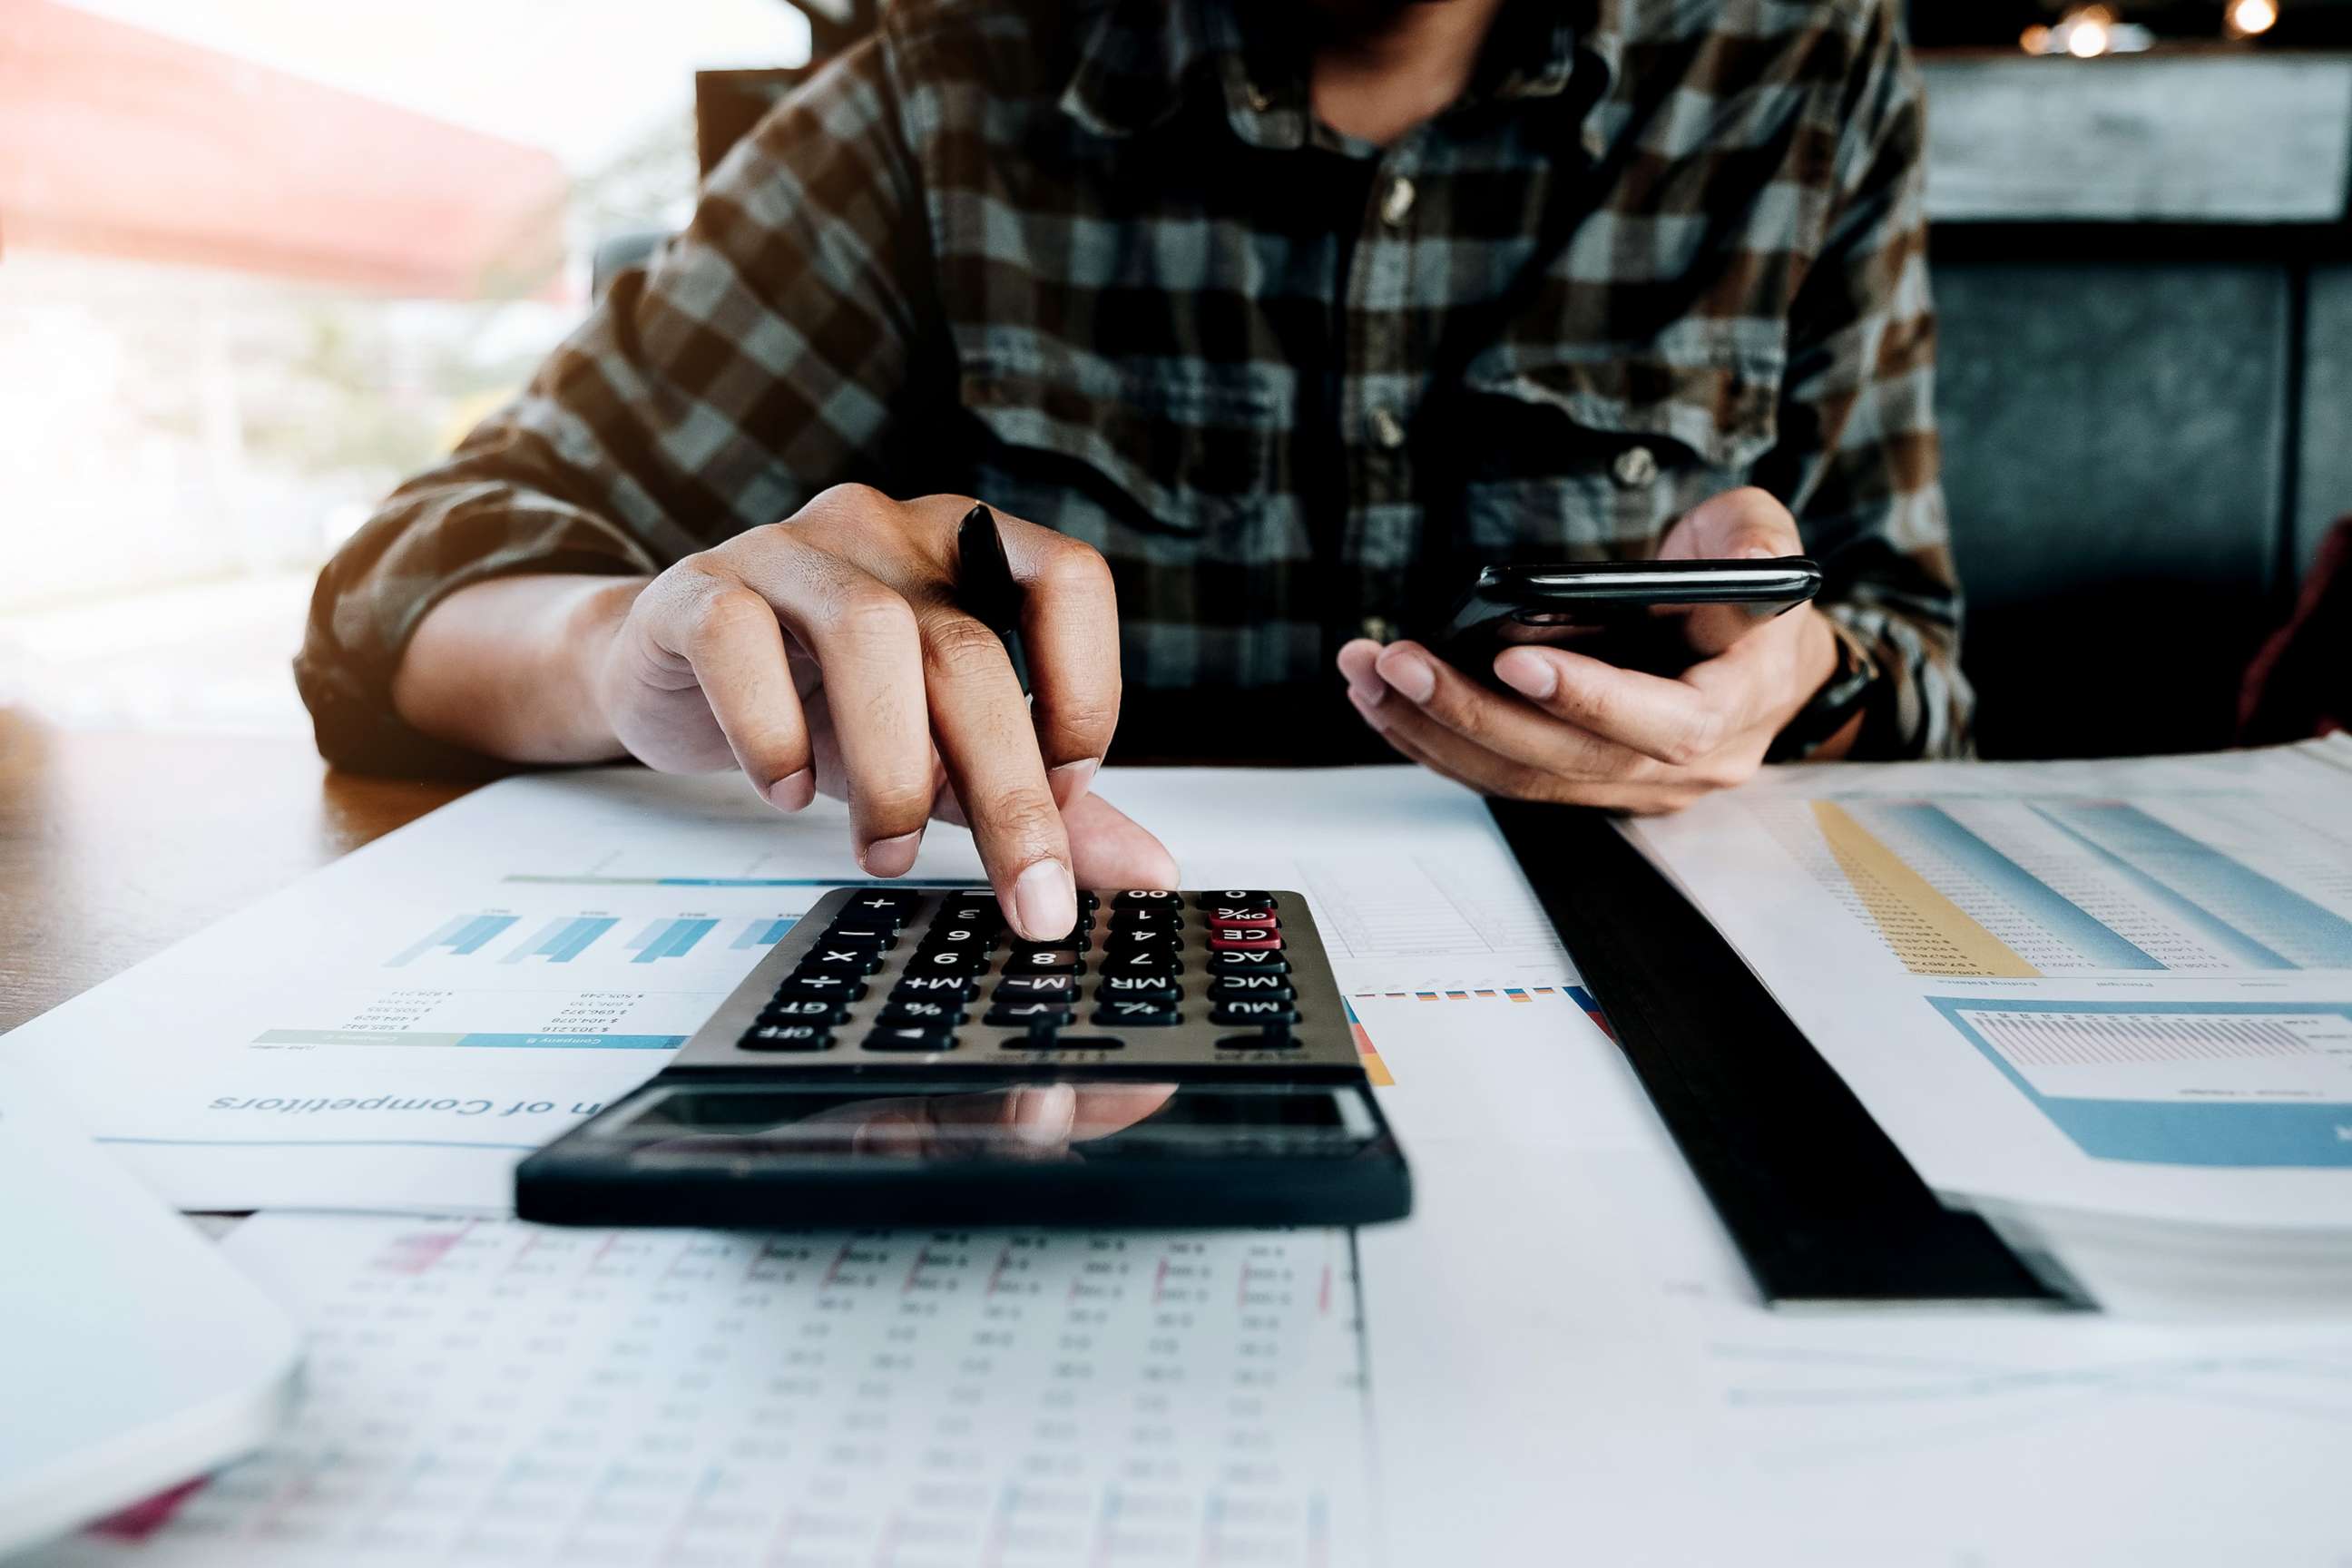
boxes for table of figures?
[39,1215,1373,1568]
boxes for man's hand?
[1336,488,1846,814]
[396,485,1175,939]
[597,485,1179,936]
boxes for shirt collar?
[1056,0,1216,141]
[1059,0,1621,146]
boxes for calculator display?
[581,1080,1379,1163]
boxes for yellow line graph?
[1811,801,2040,978]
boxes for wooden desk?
[0,710,474,1031]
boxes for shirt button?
[1245,82,1272,113]
[1359,615,1396,643]
[1379,176,1416,227]
[1611,444,1659,488]
[1368,407,1407,451]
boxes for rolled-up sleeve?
[1756,5,1973,760]
[295,39,930,774]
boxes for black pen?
[956,502,1032,692]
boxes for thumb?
[1661,486,1800,562]
[1063,789,1181,891]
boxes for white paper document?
[6,765,1573,1213]
[24,1213,1371,1568]
[1626,737,2352,1231]
[1362,1137,2352,1566]
[0,1066,298,1557]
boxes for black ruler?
[1488,799,2064,1308]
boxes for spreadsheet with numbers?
[31,1214,1373,1568]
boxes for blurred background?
[2,0,2348,757]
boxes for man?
[298,0,1968,944]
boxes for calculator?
[515,887,1411,1229]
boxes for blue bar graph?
[387,913,520,967]
[502,916,621,965]
[2042,802,2352,968]
[1878,804,2164,970]
[627,917,720,964]
[731,916,799,950]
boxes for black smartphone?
[1435,557,1822,679]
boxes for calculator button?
[904,949,991,977]
[983,1002,1077,1029]
[820,921,897,947]
[1208,928,1284,951]
[1108,905,1183,930]
[1100,948,1182,976]
[894,974,982,1001]
[1210,999,1300,1026]
[1114,888,1183,906]
[774,974,867,1002]
[876,1001,966,1029]
[799,943,885,974]
[995,975,1080,1002]
[1002,946,1085,975]
[918,926,997,952]
[1013,1034,1125,1052]
[1096,975,1181,1004]
[1101,929,1181,956]
[788,960,872,984]
[1195,890,1276,909]
[931,903,1003,933]
[1093,1001,1180,1027]
[760,997,852,1024]
[739,1023,832,1052]
[1204,905,1278,927]
[864,1026,956,1053]
[1208,950,1288,976]
[1207,975,1295,1002]
[843,891,923,922]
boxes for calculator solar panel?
[516,889,1410,1229]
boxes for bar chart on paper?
[1926,999,2352,1167]
[387,913,518,966]
[277,903,816,1053]
[502,916,620,965]
[1775,795,2352,978]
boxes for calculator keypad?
[707,887,1346,1069]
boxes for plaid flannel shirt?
[298,0,1970,773]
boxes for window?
[0,0,810,730]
